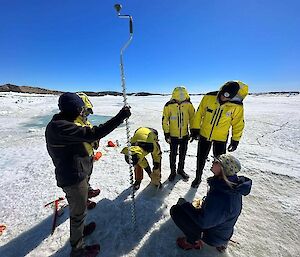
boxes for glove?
[192,198,202,209]
[190,129,200,142]
[228,140,239,152]
[92,140,100,150]
[117,106,131,121]
[164,133,171,144]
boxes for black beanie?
[58,92,84,115]
[219,81,240,99]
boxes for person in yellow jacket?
[162,86,195,182]
[121,127,162,190]
[74,92,100,209]
[190,81,248,188]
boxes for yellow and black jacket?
[162,87,195,139]
[192,81,248,142]
[74,93,98,156]
[74,116,95,156]
[121,127,162,169]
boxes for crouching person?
[170,154,252,252]
[45,93,131,257]
[121,127,162,190]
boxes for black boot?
[177,170,189,181]
[133,181,141,191]
[191,178,201,188]
[168,172,176,182]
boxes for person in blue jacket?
[170,154,252,252]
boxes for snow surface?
[0,92,299,257]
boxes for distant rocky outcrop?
[0,84,62,95]
[0,84,164,96]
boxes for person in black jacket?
[45,92,131,257]
[170,154,252,252]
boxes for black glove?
[92,140,100,150]
[190,129,200,142]
[117,106,131,121]
[228,140,239,152]
[164,133,171,143]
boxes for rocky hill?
[0,84,62,95]
[0,84,163,96]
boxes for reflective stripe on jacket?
[162,87,195,138]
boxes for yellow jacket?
[74,93,98,156]
[121,127,162,169]
[192,81,248,142]
[74,116,95,156]
[162,87,195,138]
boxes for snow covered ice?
[0,92,299,257]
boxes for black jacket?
[45,113,124,187]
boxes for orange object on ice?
[0,224,7,235]
[107,140,116,147]
[93,152,102,161]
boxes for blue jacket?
[182,175,252,246]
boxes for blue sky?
[0,0,299,93]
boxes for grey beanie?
[215,154,241,176]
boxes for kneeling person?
[121,127,162,190]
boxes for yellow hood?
[77,92,93,110]
[171,86,190,102]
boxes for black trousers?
[169,136,189,173]
[170,204,201,244]
[196,136,227,180]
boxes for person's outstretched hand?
[118,106,131,120]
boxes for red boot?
[176,237,203,250]
[216,245,227,252]
[88,189,100,198]
[87,199,96,210]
